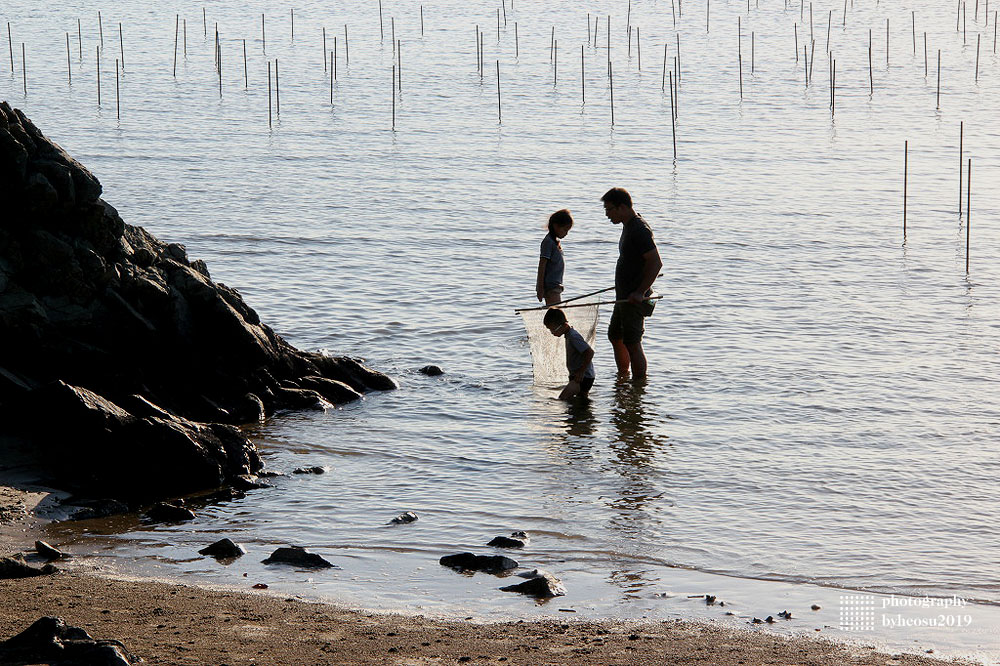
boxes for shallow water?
[5,0,1000,660]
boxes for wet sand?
[0,485,973,666]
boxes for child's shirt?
[564,327,596,379]
[539,232,564,290]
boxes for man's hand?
[627,291,644,305]
[536,287,545,302]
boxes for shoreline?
[0,483,978,666]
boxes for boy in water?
[543,308,595,400]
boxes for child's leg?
[558,379,581,400]
[578,377,594,397]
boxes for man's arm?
[571,347,595,382]
[628,247,662,304]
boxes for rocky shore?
[0,103,394,502]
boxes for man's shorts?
[607,302,644,345]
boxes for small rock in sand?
[34,541,65,561]
[262,546,335,569]
[389,511,418,525]
[198,538,246,559]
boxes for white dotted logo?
[839,594,877,631]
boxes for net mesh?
[520,304,601,385]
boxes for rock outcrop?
[0,616,140,665]
[0,103,395,500]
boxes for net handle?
[516,295,664,313]
[514,274,663,313]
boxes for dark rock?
[811,604,821,611]
[777,610,792,619]
[198,538,246,559]
[500,571,566,597]
[439,552,518,574]
[0,616,139,665]
[34,541,64,560]
[298,376,363,404]
[487,536,525,549]
[0,555,57,579]
[705,595,717,605]
[261,546,335,569]
[292,466,327,475]
[64,498,130,521]
[145,502,196,523]
[0,107,395,503]
[389,511,418,524]
[230,475,271,491]
[419,365,444,376]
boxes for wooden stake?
[662,43,667,90]
[267,61,272,128]
[912,11,916,53]
[379,1,384,41]
[609,61,615,125]
[323,27,327,71]
[903,141,908,237]
[738,18,743,99]
[795,23,799,61]
[825,10,831,53]
[554,40,558,84]
[115,58,120,119]
[345,25,349,64]
[204,8,207,37]
[262,14,266,52]
[173,15,179,77]
[330,50,334,103]
[751,32,755,73]
[391,64,395,129]
[397,40,401,91]
[924,32,927,76]
[119,22,125,71]
[78,18,82,59]
[885,18,889,65]
[669,70,676,159]
[99,11,104,49]
[515,22,519,58]
[959,121,964,213]
[637,28,641,70]
[275,58,279,114]
[868,45,873,93]
[8,23,13,72]
[966,158,971,272]
[21,43,25,94]
[421,6,424,36]
[582,44,585,102]
[936,50,941,109]
[334,37,337,80]
[291,8,294,41]
[497,60,502,122]
[672,58,678,117]
[96,46,101,105]
[243,39,248,88]
[976,33,981,80]
[184,19,187,56]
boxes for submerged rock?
[389,511,418,525]
[439,552,518,574]
[145,502,196,523]
[292,466,327,475]
[487,534,526,549]
[261,546,335,569]
[63,498,130,521]
[419,365,444,376]
[500,572,566,597]
[198,538,246,559]
[0,555,57,579]
[34,541,64,560]
[0,616,140,665]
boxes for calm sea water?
[5,0,1000,660]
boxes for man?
[602,187,662,379]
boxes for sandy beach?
[0,485,971,666]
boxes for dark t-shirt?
[615,215,656,299]
[539,232,564,290]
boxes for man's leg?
[611,338,631,374]
[625,341,647,379]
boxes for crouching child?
[543,308,596,400]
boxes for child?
[543,307,595,400]
[535,209,574,305]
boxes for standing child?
[535,209,574,305]
[543,308,595,400]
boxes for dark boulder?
[0,616,140,665]
[0,555,57,579]
[261,546,335,569]
[144,502,196,523]
[0,105,396,502]
[487,535,526,549]
[439,552,518,574]
[500,571,566,597]
[292,466,327,475]
[63,498,130,521]
[419,365,444,376]
[198,538,246,559]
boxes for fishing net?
[520,304,601,385]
